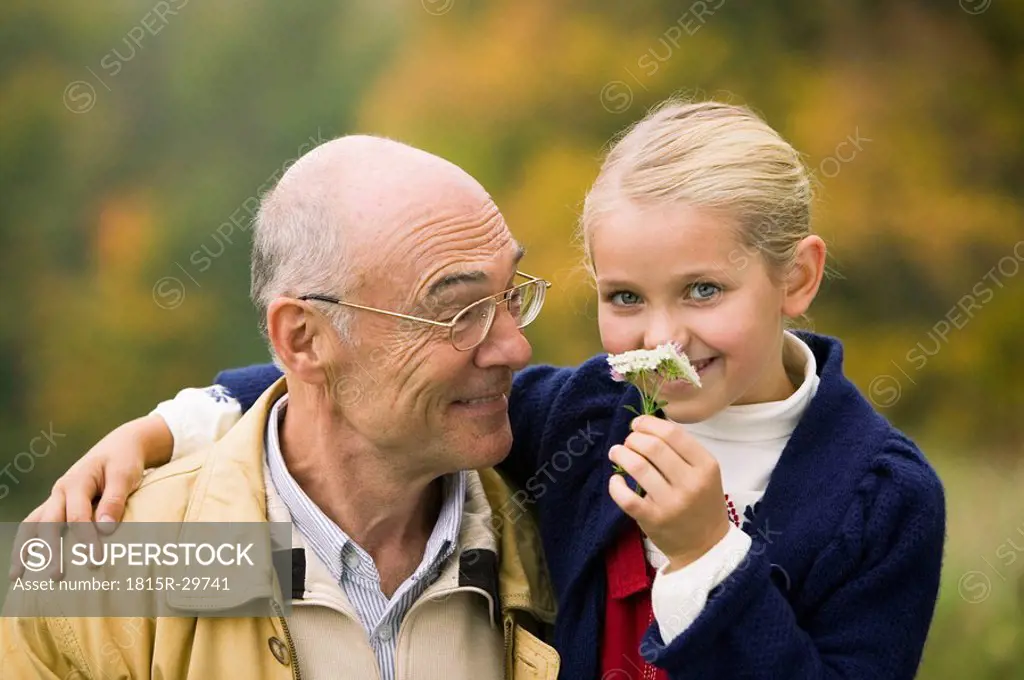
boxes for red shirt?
[600,520,669,680]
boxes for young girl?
[30,100,945,678]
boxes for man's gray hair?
[250,180,351,367]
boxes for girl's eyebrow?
[597,270,724,288]
[595,278,637,289]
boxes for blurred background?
[1,0,1022,675]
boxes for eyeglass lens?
[450,280,545,350]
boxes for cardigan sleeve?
[642,442,946,680]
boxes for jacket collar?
[420,470,502,625]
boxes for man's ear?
[781,235,827,318]
[266,298,342,384]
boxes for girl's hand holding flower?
[608,415,731,572]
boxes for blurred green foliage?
[0,0,1022,674]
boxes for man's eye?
[688,282,722,302]
[446,305,476,322]
[507,288,524,314]
[610,291,642,306]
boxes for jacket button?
[268,637,290,666]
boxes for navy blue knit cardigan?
[215,332,946,679]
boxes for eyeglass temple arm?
[298,295,455,329]
[516,271,552,288]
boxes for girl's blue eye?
[610,291,642,306]
[689,282,722,302]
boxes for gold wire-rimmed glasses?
[298,271,551,351]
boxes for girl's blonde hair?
[579,100,813,282]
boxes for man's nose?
[475,306,532,370]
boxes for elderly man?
[1,136,559,679]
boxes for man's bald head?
[250,135,504,361]
[276,135,488,225]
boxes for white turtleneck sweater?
[153,332,820,645]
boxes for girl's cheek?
[597,309,636,355]
[689,309,740,346]
[707,318,759,358]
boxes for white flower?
[607,342,702,388]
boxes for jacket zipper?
[503,612,516,672]
[272,600,302,680]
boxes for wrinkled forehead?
[348,191,523,306]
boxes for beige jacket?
[0,378,560,679]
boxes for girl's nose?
[644,311,688,350]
